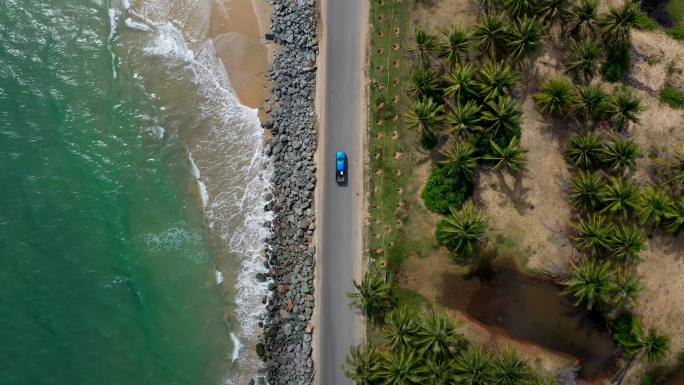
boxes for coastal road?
[316,0,367,384]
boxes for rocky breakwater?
[257,0,318,384]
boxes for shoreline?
[258,0,320,384]
[210,0,270,110]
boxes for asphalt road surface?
[317,0,366,384]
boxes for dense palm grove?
[349,0,683,383]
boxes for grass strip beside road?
[367,0,436,276]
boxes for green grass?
[667,0,684,25]
[667,25,684,40]
[367,0,440,273]
[367,0,412,268]
[635,14,661,31]
[660,87,684,107]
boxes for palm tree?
[383,306,419,351]
[416,308,462,358]
[343,343,382,385]
[602,138,643,175]
[484,136,528,174]
[405,97,444,149]
[347,271,393,322]
[566,40,601,83]
[534,77,576,116]
[615,321,671,385]
[452,346,493,385]
[481,95,523,137]
[441,25,472,68]
[570,171,605,210]
[444,64,479,103]
[637,186,673,227]
[600,177,640,218]
[508,16,544,62]
[609,224,646,264]
[607,87,642,132]
[379,348,426,385]
[490,350,533,385]
[572,213,613,255]
[538,0,571,27]
[407,66,442,99]
[664,195,684,236]
[566,131,604,170]
[414,27,440,63]
[440,140,480,180]
[436,203,487,257]
[424,357,452,385]
[598,1,641,44]
[447,100,482,139]
[567,0,599,37]
[502,0,538,19]
[562,256,612,311]
[478,61,519,101]
[473,13,510,60]
[610,266,643,310]
[662,149,684,191]
[573,84,609,124]
[630,323,671,363]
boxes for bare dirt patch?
[410,0,477,31]
[630,30,684,92]
[476,96,575,274]
[636,234,684,362]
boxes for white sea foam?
[121,0,130,10]
[144,22,194,62]
[136,4,272,382]
[145,125,165,139]
[188,151,209,209]
[108,8,117,42]
[108,8,118,79]
[216,270,224,285]
[230,332,242,362]
[124,18,154,33]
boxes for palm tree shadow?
[493,171,533,215]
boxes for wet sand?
[210,0,271,110]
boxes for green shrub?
[421,166,473,214]
[610,313,640,350]
[640,375,653,385]
[667,25,684,40]
[659,87,684,107]
[602,43,632,82]
[635,14,660,30]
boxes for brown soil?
[630,30,684,92]
[411,0,477,30]
[636,234,684,360]
[625,31,684,364]
[476,95,575,274]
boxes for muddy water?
[438,269,617,379]
[669,367,684,385]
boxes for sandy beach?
[210,0,271,109]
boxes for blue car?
[336,151,348,185]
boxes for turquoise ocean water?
[0,1,270,384]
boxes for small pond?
[669,367,684,385]
[438,268,617,379]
